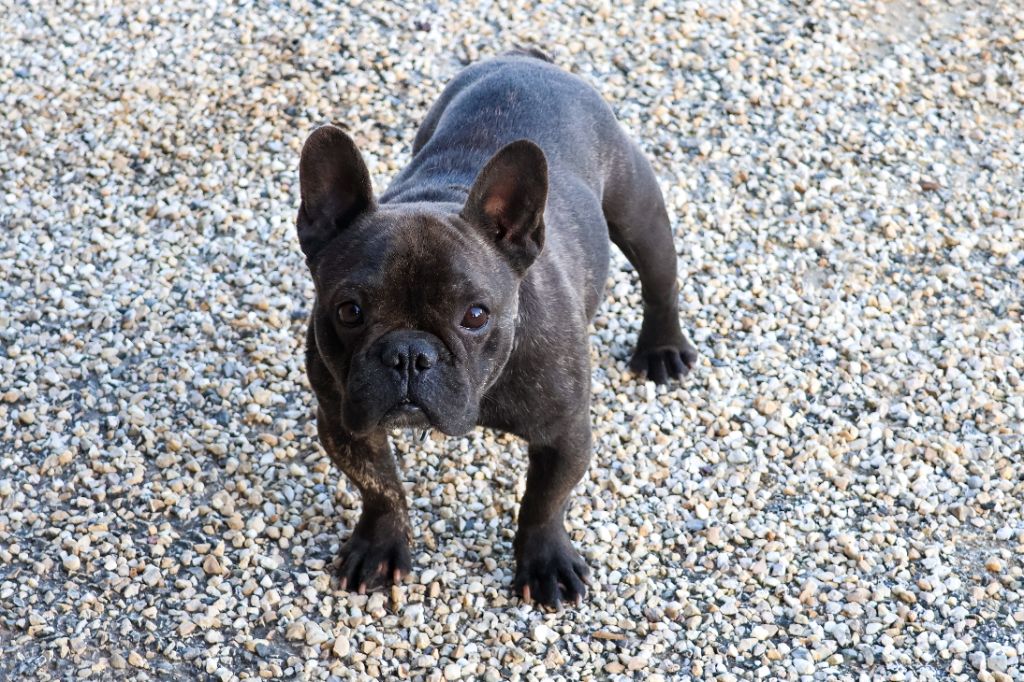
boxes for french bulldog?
[296,48,696,608]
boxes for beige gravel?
[1,0,1023,680]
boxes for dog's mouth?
[381,399,432,429]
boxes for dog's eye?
[460,305,489,330]
[338,302,364,326]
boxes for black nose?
[380,334,438,375]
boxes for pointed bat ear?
[461,139,548,274]
[296,125,374,259]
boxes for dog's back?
[384,52,628,209]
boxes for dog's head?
[296,125,547,436]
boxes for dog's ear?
[462,139,548,273]
[297,125,374,259]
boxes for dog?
[295,48,696,608]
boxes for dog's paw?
[629,338,697,384]
[513,527,590,609]
[335,517,412,594]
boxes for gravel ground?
[2,0,1023,680]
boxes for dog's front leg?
[318,413,412,592]
[514,412,592,608]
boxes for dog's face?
[309,208,519,436]
[296,126,547,436]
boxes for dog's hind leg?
[602,141,697,383]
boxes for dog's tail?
[506,44,553,62]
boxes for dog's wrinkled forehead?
[314,209,508,309]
